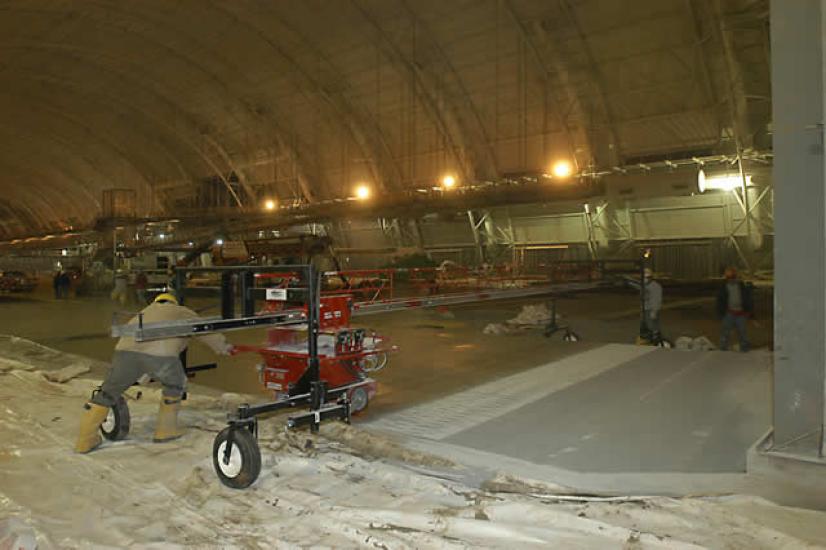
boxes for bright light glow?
[61,249,68,257]
[355,184,370,200]
[264,199,276,211]
[697,170,752,193]
[552,160,574,178]
[441,175,456,189]
[159,233,166,240]
[216,239,224,246]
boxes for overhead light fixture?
[697,170,752,192]
[355,184,370,200]
[159,233,166,240]
[263,199,276,211]
[61,249,68,257]
[441,175,456,189]
[215,238,224,246]
[551,160,574,179]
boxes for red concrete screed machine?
[109,264,600,488]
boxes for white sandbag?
[675,336,694,351]
[692,336,715,351]
[483,323,511,335]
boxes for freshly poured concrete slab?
[446,348,770,473]
[369,344,770,476]
[368,344,655,440]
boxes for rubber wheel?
[213,426,262,489]
[348,386,369,414]
[100,395,130,441]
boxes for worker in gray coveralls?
[643,268,663,337]
[75,292,235,453]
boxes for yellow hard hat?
[153,292,179,305]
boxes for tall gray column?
[771,0,826,455]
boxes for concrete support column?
[770,0,826,455]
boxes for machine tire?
[100,395,130,441]
[213,426,261,489]
[348,386,369,414]
[657,338,674,349]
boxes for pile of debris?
[674,336,716,351]
[483,303,559,335]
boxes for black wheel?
[100,395,130,441]
[213,426,261,489]
[348,386,369,414]
[657,338,674,349]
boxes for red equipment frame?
[236,293,394,413]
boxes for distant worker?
[717,267,753,352]
[110,271,129,306]
[60,270,71,298]
[642,268,663,338]
[75,292,236,453]
[52,270,62,299]
[134,271,149,305]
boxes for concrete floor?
[0,282,776,499]
[370,345,770,474]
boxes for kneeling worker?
[76,292,235,453]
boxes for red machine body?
[237,294,392,412]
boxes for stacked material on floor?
[1,338,824,548]
[483,303,559,335]
[675,336,716,351]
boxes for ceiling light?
[551,160,573,178]
[697,170,752,192]
[264,199,276,211]
[215,238,224,246]
[441,175,456,189]
[355,184,370,200]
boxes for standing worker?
[75,292,236,453]
[60,270,72,299]
[110,271,129,306]
[52,270,62,299]
[134,271,149,305]
[717,267,753,352]
[642,268,663,339]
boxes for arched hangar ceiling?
[0,0,769,238]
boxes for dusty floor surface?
[0,283,773,405]
[1,340,824,549]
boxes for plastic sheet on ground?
[1,341,825,548]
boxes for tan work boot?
[153,396,183,442]
[75,403,109,453]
